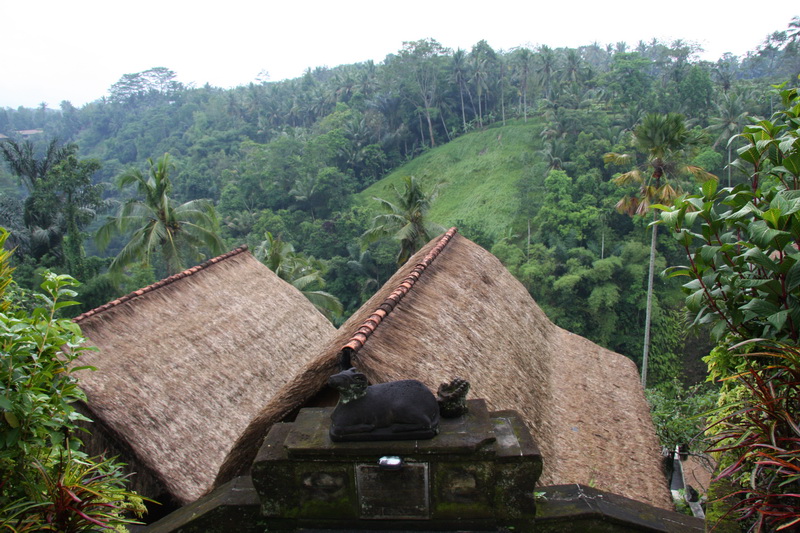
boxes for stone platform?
[143,396,705,533]
[252,399,541,531]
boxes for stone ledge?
[535,484,704,532]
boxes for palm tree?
[604,113,715,387]
[536,45,557,101]
[708,92,750,186]
[471,56,489,127]
[0,139,94,263]
[0,138,77,192]
[451,49,474,132]
[346,244,383,302]
[512,48,533,122]
[538,140,565,171]
[563,49,585,86]
[398,39,447,148]
[789,16,800,44]
[362,176,445,266]
[96,153,224,275]
[254,232,343,321]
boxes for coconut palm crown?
[604,112,715,216]
[254,231,343,321]
[362,175,445,266]
[96,153,224,275]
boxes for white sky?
[1,1,797,109]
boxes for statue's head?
[328,368,369,403]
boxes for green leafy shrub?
[658,84,800,345]
[646,380,718,453]
[657,83,800,531]
[0,228,146,531]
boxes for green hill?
[357,121,544,241]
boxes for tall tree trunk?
[425,109,436,148]
[727,145,732,187]
[466,86,476,125]
[500,69,506,126]
[501,82,506,125]
[527,219,531,259]
[601,227,605,259]
[476,87,483,127]
[459,86,467,132]
[522,79,528,123]
[440,111,451,142]
[641,216,657,388]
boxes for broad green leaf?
[777,136,799,154]
[748,221,790,249]
[730,203,761,221]
[743,247,778,271]
[770,192,791,213]
[736,279,775,289]
[787,258,800,291]
[686,288,706,312]
[711,320,729,341]
[60,321,82,336]
[762,208,783,229]
[53,300,80,311]
[673,230,694,246]
[702,179,718,198]
[70,365,97,372]
[3,410,19,428]
[4,427,19,447]
[650,203,673,212]
[684,278,703,290]
[783,197,800,217]
[737,145,762,165]
[664,267,693,279]
[700,246,722,264]
[740,298,780,316]
[767,309,789,331]
[686,197,705,211]
[658,209,682,227]
[777,154,800,177]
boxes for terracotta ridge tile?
[339,227,457,360]
[73,246,249,323]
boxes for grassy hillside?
[357,120,544,241]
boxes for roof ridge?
[339,227,458,366]
[73,246,249,323]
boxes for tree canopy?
[96,153,223,275]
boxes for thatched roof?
[74,247,336,505]
[216,230,672,510]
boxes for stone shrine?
[144,395,703,532]
[253,399,540,531]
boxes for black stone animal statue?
[327,368,440,442]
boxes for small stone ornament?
[327,368,440,442]
[437,377,471,418]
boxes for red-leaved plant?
[706,340,800,531]
[38,454,145,532]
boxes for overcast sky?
[1,1,797,109]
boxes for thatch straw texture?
[216,232,671,509]
[74,249,335,504]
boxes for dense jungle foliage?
[2,25,798,384]
[1,16,800,531]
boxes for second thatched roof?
[74,247,336,505]
[216,230,672,510]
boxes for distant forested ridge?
[2,21,799,385]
